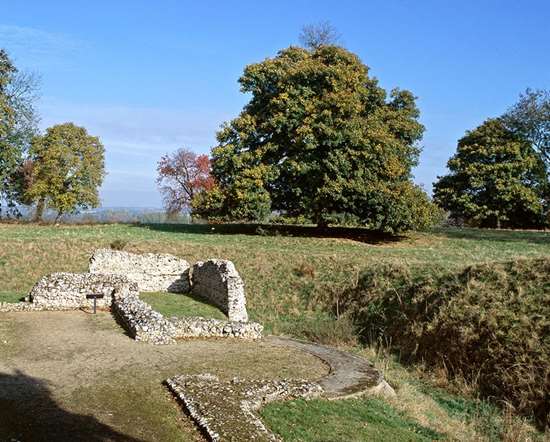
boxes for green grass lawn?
[0,292,24,303]
[262,397,444,442]
[140,292,227,320]
[1,222,548,440]
[2,223,549,336]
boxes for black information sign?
[86,294,105,314]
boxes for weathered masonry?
[192,259,248,322]
[89,249,191,293]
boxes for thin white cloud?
[37,98,233,207]
[0,24,84,68]
[39,98,229,155]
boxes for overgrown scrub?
[338,258,550,428]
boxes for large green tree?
[0,50,16,215]
[199,44,436,232]
[0,49,39,217]
[0,49,38,216]
[433,118,548,228]
[26,123,105,220]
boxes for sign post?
[86,294,105,314]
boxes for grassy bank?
[337,258,550,429]
[2,223,549,332]
[1,222,549,439]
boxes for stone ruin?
[167,374,323,441]
[89,249,190,293]
[1,250,262,342]
[112,288,179,345]
[192,259,248,322]
[27,272,138,309]
[88,250,249,323]
[0,250,396,441]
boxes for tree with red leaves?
[156,148,214,215]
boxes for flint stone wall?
[171,316,262,339]
[89,249,190,293]
[166,374,322,441]
[28,272,138,309]
[112,297,262,344]
[192,260,248,322]
[0,302,76,313]
[112,291,177,345]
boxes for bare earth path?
[0,311,328,441]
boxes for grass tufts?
[338,258,550,428]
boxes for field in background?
[1,223,549,335]
[1,223,548,440]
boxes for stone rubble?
[192,259,248,322]
[111,290,178,345]
[0,302,76,313]
[89,248,191,293]
[166,373,323,441]
[171,316,263,340]
[28,272,138,309]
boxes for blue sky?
[2,0,549,207]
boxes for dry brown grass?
[338,258,550,428]
[1,223,549,439]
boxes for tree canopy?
[157,148,214,216]
[502,88,550,170]
[196,44,437,232]
[25,123,105,220]
[433,118,548,228]
[0,49,39,217]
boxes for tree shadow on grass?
[133,222,404,245]
[0,369,144,442]
[431,227,550,245]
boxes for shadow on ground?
[432,227,550,245]
[0,370,144,442]
[134,222,403,244]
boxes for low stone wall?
[192,260,248,322]
[6,267,260,344]
[112,291,177,345]
[171,316,263,339]
[166,374,323,441]
[28,272,138,309]
[166,339,396,440]
[112,298,263,344]
[0,302,76,313]
[5,254,260,344]
[89,249,190,293]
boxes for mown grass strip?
[140,292,227,320]
[261,397,444,442]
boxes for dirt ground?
[0,311,328,441]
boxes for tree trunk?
[33,198,45,222]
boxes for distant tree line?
[0,49,105,221]
[7,22,546,231]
